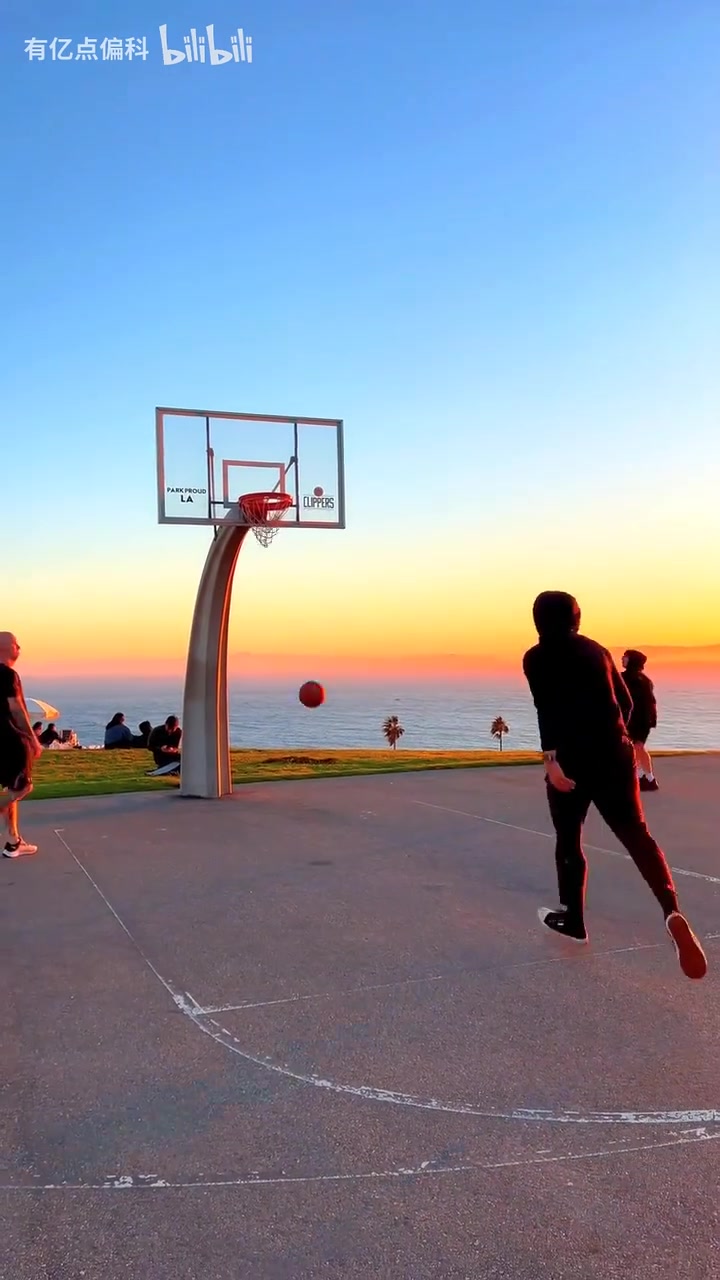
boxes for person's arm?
[6,672,42,756]
[646,677,658,728]
[610,659,633,728]
[522,649,560,752]
[522,649,575,791]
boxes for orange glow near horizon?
[19,638,720,686]
[9,530,720,684]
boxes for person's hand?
[546,759,575,792]
[29,737,43,759]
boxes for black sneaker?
[640,776,659,792]
[537,907,588,944]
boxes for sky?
[3,0,720,682]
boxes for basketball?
[298,680,325,708]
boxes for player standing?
[0,632,40,857]
[621,649,659,791]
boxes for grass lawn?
[28,746,544,800]
[25,745,714,802]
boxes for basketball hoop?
[238,491,293,547]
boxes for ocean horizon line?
[19,677,720,753]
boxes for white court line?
[52,830,183,1007]
[2,1129,718,1193]
[201,973,447,1014]
[49,830,720,1133]
[410,800,720,886]
[200,935,720,1015]
[179,1003,720,1127]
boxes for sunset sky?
[5,1,719,683]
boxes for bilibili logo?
[159,24,252,65]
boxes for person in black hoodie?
[522,591,706,979]
[147,715,182,776]
[621,649,658,792]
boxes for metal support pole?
[180,522,250,798]
[293,420,300,521]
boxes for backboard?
[155,407,345,529]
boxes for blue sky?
[3,1,720,671]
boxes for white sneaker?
[665,912,707,980]
[3,838,38,858]
[146,761,181,777]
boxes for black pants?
[153,749,181,769]
[546,740,677,925]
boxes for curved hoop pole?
[180,522,250,798]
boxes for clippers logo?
[303,485,335,511]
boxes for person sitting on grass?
[147,716,182,777]
[131,720,153,748]
[38,722,61,747]
[104,713,133,749]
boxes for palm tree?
[382,715,405,749]
[490,716,509,751]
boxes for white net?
[250,522,280,548]
[239,492,292,548]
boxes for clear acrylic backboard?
[155,407,345,529]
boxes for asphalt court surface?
[3,756,719,1278]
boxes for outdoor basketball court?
[4,756,719,1279]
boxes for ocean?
[29,678,720,752]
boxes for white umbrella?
[26,697,61,722]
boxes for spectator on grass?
[131,720,153,748]
[32,722,43,740]
[38,723,61,747]
[147,716,182,776]
[104,713,133,749]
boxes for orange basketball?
[298,680,325,708]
